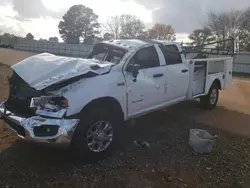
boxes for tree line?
[189,8,250,51]
[58,4,250,51]
[0,4,250,51]
[0,32,59,46]
[0,4,176,46]
[58,5,176,44]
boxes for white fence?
[233,52,250,74]
[14,43,94,57]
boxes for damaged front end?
[0,71,80,147]
[0,77,79,147]
[0,53,114,147]
[0,102,79,147]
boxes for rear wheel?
[70,104,123,160]
[200,83,219,109]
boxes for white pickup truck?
[0,39,233,158]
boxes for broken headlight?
[47,96,68,109]
[30,96,69,118]
[30,96,68,112]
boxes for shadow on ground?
[1,102,250,188]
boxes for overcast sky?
[0,0,249,41]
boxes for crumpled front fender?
[0,102,80,148]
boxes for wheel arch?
[80,97,124,120]
[213,78,222,90]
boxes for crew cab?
[0,39,233,158]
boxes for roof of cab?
[101,39,148,50]
[101,39,180,50]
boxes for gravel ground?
[0,49,250,188]
[1,110,250,188]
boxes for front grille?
[4,117,25,137]
[33,125,59,137]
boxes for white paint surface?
[12,53,113,90]
[11,40,233,121]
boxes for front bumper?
[0,102,80,148]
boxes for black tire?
[70,104,123,160]
[200,83,219,109]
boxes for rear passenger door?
[125,45,166,117]
[159,45,189,102]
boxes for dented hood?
[12,53,113,90]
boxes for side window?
[92,52,106,61]
[129,46,160,69]
[159,45,182,65]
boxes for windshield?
[87,43,127,64]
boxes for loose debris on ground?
[0,110,250,188]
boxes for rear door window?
[159,44,182,65]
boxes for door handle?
[153,73,164,78]
[181,69,188,73]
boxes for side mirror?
[126,64,140,82]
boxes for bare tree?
[148,24,176,41]
[189,27,216,46]
[242,7,250,29]
[103,16,120,39]
[238,31,250,51]
[239,7,250,51]
[103,14,145,39]
[207,9,249,49]
[119,14,145,37]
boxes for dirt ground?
[0,49,250,188]
[0,48,37,66]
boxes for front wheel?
[70,105,123,160]
[200,83,219,109]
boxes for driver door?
[124,46,166,117]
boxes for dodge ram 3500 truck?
[0,39,233,158]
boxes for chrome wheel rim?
[86,121,113,152]
[210,89,217,105]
